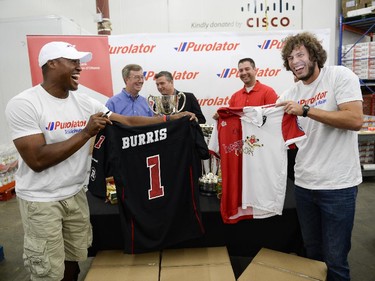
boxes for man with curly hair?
[277,32,363,281]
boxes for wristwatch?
[302,104,310,117]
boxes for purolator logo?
[109,44,156,54]
[144,70,200,81]
[45,120,87,131]
[217,68,281,78]
[257,39,285,49]
[174,41,240,52]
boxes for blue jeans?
[294,185,358,281]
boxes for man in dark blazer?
[155,71,206,124]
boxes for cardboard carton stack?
[85,247,328,281]
[84,250,160,281]
[160,247,235,281]
[342,42,375,80]
[85,247,235,281]
[238,248,327,281]
[342,0,375,18]
[362,95,375,116]
[342,0,363,17]
[0,145,18,201]
[359,139,375,165]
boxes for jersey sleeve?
[88,128,112,198]
[208,120,220,158]
[282,113,306,148]
[191,120,210,160]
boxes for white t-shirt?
[277,66,363,190]
[241,106,306,218]
[5,84,108,201]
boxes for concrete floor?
[1,178,375,281]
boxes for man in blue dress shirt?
[106,64,154,116]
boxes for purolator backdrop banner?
[27,29,330,124]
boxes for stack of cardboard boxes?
[160,247,235,281]
[342,0,375,18]
[84,247,327,281]
[362,95,375,117]
[0,145,18,201]
[342,42,375,80]
[85,250,160,281]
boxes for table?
[87,177,303,257]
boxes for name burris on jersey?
[122,128,167,149]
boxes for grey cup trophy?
[148,92,186,115]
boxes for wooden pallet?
[0,181,16,201]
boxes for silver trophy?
[148,92,186,115]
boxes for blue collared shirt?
[105,89,153,117]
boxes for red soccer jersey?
[209,107,253,224]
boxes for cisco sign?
[240,0,301,30]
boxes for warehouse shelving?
[338,14,375,65]
[338,13,375,176]
[338,13,375,91]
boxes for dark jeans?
[294,185,358,281]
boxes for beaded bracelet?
[163,115,171,122]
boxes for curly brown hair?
[281,32,327,71]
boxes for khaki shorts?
[18,188,92,281]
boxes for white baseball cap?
[38,41,92,67]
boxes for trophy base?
[199,191,217,197]
[199,183,217,197]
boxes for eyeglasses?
[129,75,144,81]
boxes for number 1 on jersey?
[147,155,165,199]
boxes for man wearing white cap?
[5,41,196,281]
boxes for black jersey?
[88,116,209,254]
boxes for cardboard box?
[361,0,375,8]
[84,250,160,281]
[238,248,327,281]
[342,0,365,17]
[160,247,236,281]
[342,0,359,9]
